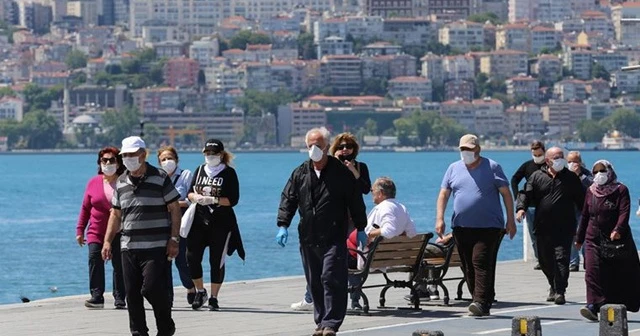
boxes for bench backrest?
[368,233,433,271]
[424,243,461,267]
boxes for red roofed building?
[164,57,199,88]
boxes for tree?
[229,30,272,50]
[65,50,88,70]
[577,120,607,142]
[364,118,378,135]
[297,32,317,60]
[361,78,387,96]
[22,84,62,113]
[105,64,122,75]
[99,105,141,145]
[591,63,610,81]
[234,89,295,117]
[21,110,62,149]
[0,119,23,148]
[603,108,640,138]
[134,48,157,63]
[0,86,16,97]
[467,12,503,25]
[393,118,414,145]
[143,123,162,146]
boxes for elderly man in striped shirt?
[102,136,182,336]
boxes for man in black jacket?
[516,147,585,305]
[510,140,546,269]
[276,127,368,336]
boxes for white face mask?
[205,155,221,167]
[161,159,177,175]
[308,145,324,162]
[460,151,476,165]
[532,155,545,164]
[551,158,566,172]
[594,172,608,185]
[567,162,578,171]
[123,156,142,172]
[101,163,117,176]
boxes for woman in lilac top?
[75,146,126,309]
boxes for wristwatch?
[170,236,180,243]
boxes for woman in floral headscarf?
[575,160,640,321]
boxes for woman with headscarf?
[576,160,640,321]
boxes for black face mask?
[338,153,355,161]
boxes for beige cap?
[459,134,479,149]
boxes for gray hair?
[567,151,582,163]
[373,177,396,198]
[305,127,331,146]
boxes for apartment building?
[496,23,530,52]
[542,101,588,134]
[611,70,640,93]
[505,104,546,136]
[563,48,593,80]
[132,87,182,115]
[189,37,220,69]
[277,102,327,147]
[592,51,629,73]
[427,0,472,20]
[444,79,475,101]
[239,62,272,92]
[480,50,528,80]
[532,55,563,82]
[612,2,640,47]
[317,36,353,59]
[67,0,99,26]
[388,76,432,101]
[530,26,561,54]
[0,97,24,121]
[321,55,362,95]
[129,0,221,39]
[506,75,540,103]
[586,79,611,102]
[438,21,484,52]
[164,57,198,88]
[365,0,413,17]
[204,64,241,92]
[442,55,475,81]
[421,53,444,84]
[553,79,587,102]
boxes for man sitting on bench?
[346,176,417,310]
[410,233,454,301]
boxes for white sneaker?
[290,299,313,311]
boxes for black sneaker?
[350,301,363,311]
[468,302,490,316]
[580,304,598,321]
[554,294,566,305]
[534,263,541,270]
[114,298,126,309]
[84,297,104,309]
[208,297,219,311]
[546,288,556,302]
[187,292,196,305]
[569,265,579,272]
[191,289,207,310]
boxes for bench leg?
[361,291,370,315]
[379,285,391,308]
[440,283,451,306]
[456,279,466,300]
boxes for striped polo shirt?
[112,163,180,251]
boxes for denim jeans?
[526,208,538,260]
[570,214,584,267]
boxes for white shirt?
[364,198,417,239]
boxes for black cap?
[202,139,224,153]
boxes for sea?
[1,150,640,305]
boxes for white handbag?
[180,203,197,238]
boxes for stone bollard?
[599,304,628,336]
[511,316,542,336]
[412,330,444,336]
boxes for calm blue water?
[1,151,640,305]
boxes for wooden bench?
[418,230,506,305]
[348,232,434,314]
[419,240,465,305]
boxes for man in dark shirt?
[510,140,546,269]
[567,151,593,271]
[276,127,368,336]
[516,147,585,305]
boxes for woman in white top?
[157,146,195,307]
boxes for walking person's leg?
[87,242,105,307]
[320,243,348,333]
[526,209,539,266]
[470,228,503,310]
[140,249,175,336]
[453,227,476,296]
[552,235,573,304]
[301,244,324,334]
[111,233,126,307]
[207,230,232,310]
[536,234,557,300]
[165,260,174,306]
[122,251,149,336]
[175,237,195,304]
[186,222,209,309]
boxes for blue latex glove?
[276,227,288,247]
[357,230,368,248]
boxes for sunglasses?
[101,157,116,164]
[338,144,354,150]
[594,169,607,174]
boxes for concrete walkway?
[1,260,639,336]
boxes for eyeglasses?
[338,144,354,150]
[101,157,116,164]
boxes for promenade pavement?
[2,260,640,336]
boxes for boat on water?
[599,130,640,151]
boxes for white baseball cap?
[120,136,146,154]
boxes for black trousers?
[186,221,231,283]
[536,233,573,295]
[453,227,503,306]
[88,233,125,301]
[300,242,348,331]
[122,249,175,336]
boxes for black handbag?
[600,233,632,260]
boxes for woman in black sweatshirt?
[186,139,245,311]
